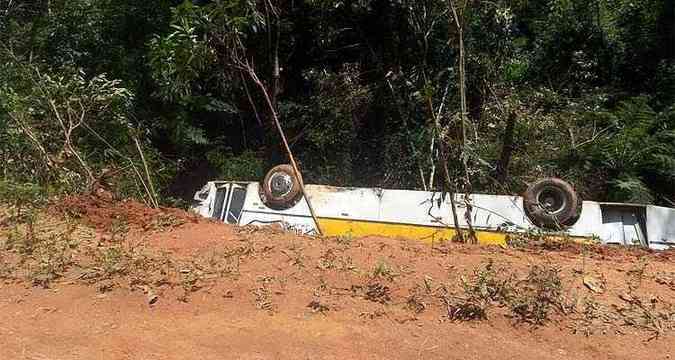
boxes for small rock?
[147,292,159,305]
[583,275,604,293]
[619,293,634,302]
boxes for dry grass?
[0,252,15,280]
[307,299,331,314]
[28,233,76,287]
[372,260,398,281]
[317,248,356,272]
[508,264,570,325]
[572,297,618,336]
[0,207,245,301]
[655,271,675,291]
[252,275,275,311]
[406,282,432,314]
[614,293,675,340]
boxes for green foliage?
[148,1,217,103]
[0,181,45,209]
[29,233,75,288]
[207,149,264,181]
[281,65,371,185]
[584,97,675,203]
[445,260,514,320]
[0,61,135,191]
[1,0,674,204]
[613,177,655,204]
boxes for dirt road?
[1,281,672,360]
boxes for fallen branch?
[243,60,324,236]
[133,135,159,209]
[81,122,158,208]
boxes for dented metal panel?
[567,202,603,238]
[646,205,675,250]
[598,205,646,246]
[454,193,528,231]
[191,181,675,250]
[307,185,381,222]
[378,189,449,226]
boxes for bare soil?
[1,196,674,359]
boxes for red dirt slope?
[0,196,673,359]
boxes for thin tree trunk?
[9,113,55,170]
[443,160,464,242]
[133,136,159,209]
[268,0,281,111]
[428,135,436,189]
[246,64,324,236]
[241,72,263,127]
[48,100,95,186]
[448,0,477,243]
[272,19,280,110]
[495,111,516,185]
[81,122,157,208]
[427,95,464,242]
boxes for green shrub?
[207,149,264,181]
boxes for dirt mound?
[51,194,203,233]
[513,238,675,262]
[3,199,675,359]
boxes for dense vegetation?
[1,0,674,206]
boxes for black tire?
[260,164,302,209]
[523,178,581,229]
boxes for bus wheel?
[260,164,302,209]
[523,178,581,229]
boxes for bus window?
[226,186,247,224]
[600,205,646,246]
[212,185,229,220]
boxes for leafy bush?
[282,65,371,186]
[584,97,675,204]
[0,181,45,209]
[207,149,264,181]
[445,260,513,320]
[508,264,566,325]
[3,0,675,204]
[0,61,134,191]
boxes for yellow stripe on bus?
[317,218,508,246]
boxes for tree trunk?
[272,18,281,110]
[448,0,477,243]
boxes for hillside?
[1,197,674,359]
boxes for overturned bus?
[191,165,675,250]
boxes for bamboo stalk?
[427,87,464,242]
[246,65,324,236]
[133,136,159,209]
[448,0,477,243]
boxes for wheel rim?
[268,172,293,198]
[537,187,567,215]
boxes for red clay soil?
[2,282,672,360]
[2,196,674,359]
[51,194,203,231]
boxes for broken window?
[226,186,246,224]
